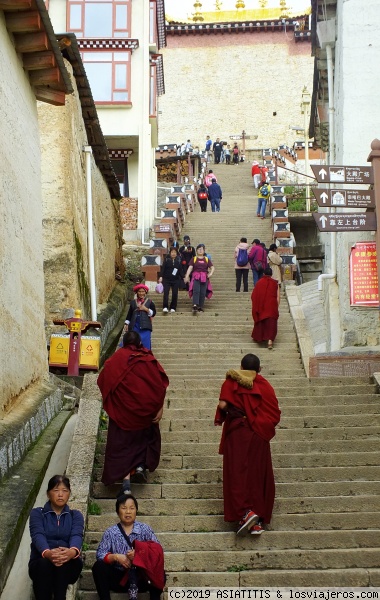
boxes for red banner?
[349,242,378,307]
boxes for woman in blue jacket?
[29,474,84,600]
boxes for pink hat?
[133,284,149,293]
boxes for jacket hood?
[225,369,257,389]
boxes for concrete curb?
[65,373,102,600]
[284,283,314,377]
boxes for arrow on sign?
[319,168,327,180]
[320,192,328,204]
[319,215,328,229]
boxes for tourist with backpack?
[234,237,251,292]
[184,244,214,314]
[232,143,240,165]
[205,169,217,188]
[257,181,271,219]
[197,183,209,212]
[248,239,268,287]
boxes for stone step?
[91,494,380,516]
[92,480,380,500]
[161,413,379,430]
[165,384,375,396]
[78,567,380,592]
[83,530,380,562]
[161,403,380,420]
[85,511,380,536]
[82,548,380,573]
[163,409,380,426]
[93,465,380,485]
[95,450,380,470]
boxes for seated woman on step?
[28,474,84,600]
[97,331,169,495]
[92,494,165,600]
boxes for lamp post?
[301,86,311,211]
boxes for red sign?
[349,242,378,307]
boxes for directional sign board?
[313,188,375,208]
[311,165,374,184]
[313,212,377,232]
[230,135,242,140]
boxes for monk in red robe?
[215,353,281,535]
[251,266,280,349]
[98,331,169,495]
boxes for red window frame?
[81,50,132,104]
[67,0,131,38]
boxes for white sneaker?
[170,309,176,313]
[163,308,168,313]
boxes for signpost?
[229,130,252,152]
[311,165,374,184]
[313,188,375,208]
[313,212,376,232]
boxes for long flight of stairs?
[79,162,380,596]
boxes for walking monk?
[214,353,281,535]
[251,266,280,349]
[98,331,169,496]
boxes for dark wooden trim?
[14,31,49,53]
[5,9,40,32]
[34,86,65,106]
[23,50,56,70]
[29,66,61,86]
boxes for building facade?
[159,2,313,151]
[311,0,380,348]
[48,0,166,241]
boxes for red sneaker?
[250,523,264,535]
[237,510,259,534]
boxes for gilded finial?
[193,0,204,22]
[259,0,268,7]
[215,0,222,9]
[280,0,289,17]
[236,0,245,8]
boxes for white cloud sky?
[165,0,311,20]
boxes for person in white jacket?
[268,244,283,286]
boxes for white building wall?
[0,13,47,411]
[333,0,380,347]
[48,0,158,241]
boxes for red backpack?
[198,191,208,200]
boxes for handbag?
[155,283,164,294]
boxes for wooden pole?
[367,138,380,312]
[242,129,246,153]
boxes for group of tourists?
[205,136,243,165]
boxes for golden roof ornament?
[259,0,268,7]
[215,0,222,9]
[280,0,289,17]
[236,0,245,8]
[192,0,204,22]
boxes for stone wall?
[38,60,123,329]
[0,13,48,411]
[120,197,138,231]
[158,31,314,149]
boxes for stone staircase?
[79,162,380,597]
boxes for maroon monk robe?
[215,370,281,524]
[97,345,169,485]
[251,275,279,342]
